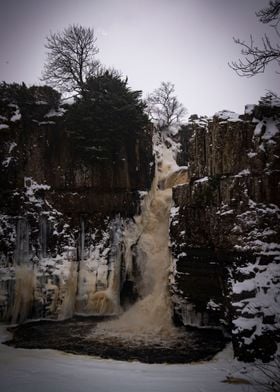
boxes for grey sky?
[0,0,278,116]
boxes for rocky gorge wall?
[0,99,154,321]
[171,101,280,361]
[1,90,279,363]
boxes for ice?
[14,218,29,265]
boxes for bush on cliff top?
[0,82,61,121]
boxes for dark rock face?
[0,102,154,321]
[171,105,280,361]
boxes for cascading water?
[87,143,189,345]
[8,136,189,342]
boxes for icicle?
[58,260,78,320]
[10,218,35,324]
[14,218,29,265]
[84,216,123,316]
[80,218,85,262]
[39,216,47,259]
[11,265,35,324]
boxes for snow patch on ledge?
[244,104,256,115]
[194,176,208,183]
[214,110,241,122]
[24,177,51,205]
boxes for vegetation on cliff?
[0,82,61,123]
[65,70,150,162]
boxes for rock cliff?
[1,85,279,363]
[0,96,154,321]
[170,99,280,361]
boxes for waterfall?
[7,137,188,329]
[88,143,188,341]
[110,180,174,335]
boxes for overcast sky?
[0,0,278,116]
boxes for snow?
[234,169,250,177]
[0,325,266,392]
[2,157,12,167]
[45,108,66,118]
[0,124,9,130]
[247,152,257,158]
[10,109,21,122]
[244,104,256,115]
[230,253,280,346]
[194,176,208,183]
[232,279,255,294]
[38,121,56,126]
[188,116,209,128]
[1,142,17,168]
[24,177,50,193]
[8,142,17,153]
[254,121,264,136]
[262,119,279,140]
[254,119,280,140]
[214,110,241,122]
[220,209,234,216]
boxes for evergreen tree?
[66,71,149,161]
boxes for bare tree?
[146,82,187,131]
[42,24,100,94]
[229,1,280,77]
[249,356,280,392]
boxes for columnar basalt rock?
[0,99,154,321]
[170,102,280,361]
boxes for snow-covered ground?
[0,324,264,392]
